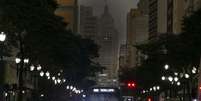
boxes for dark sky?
[79,0,139,44]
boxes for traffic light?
[127,82,136,88]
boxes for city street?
[0,0,201,101]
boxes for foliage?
[180,8,201,65]
[0,0,103,96]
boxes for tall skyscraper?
[148,0,158,39]
[126,8,149,68]
[172,0,186,34]
[157,0,168,34]
[79,5,98,41]
[79,4,119,86]
[97,5,119,86]
[55,0,78,32]
[149,0,201,38]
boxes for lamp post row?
[161,64,198,100]
[0,32,28,101]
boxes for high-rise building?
[172,0,185,34]
[79,4,119,86]
[55,0,78,32]
[149,0,201,37]
[148,0,158,39]
[126,8,149,68]
[149,0,170,38]
[157,0,168,34]
[79,5,98,41]
[97,5,119,86]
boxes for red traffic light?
[127,82,136,88]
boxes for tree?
[180,8,201,66]
[0,0,103,100]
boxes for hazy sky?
[79,0,139,43]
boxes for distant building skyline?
[79,4,119,87]
[79,0,139,44]
[97,4,119,86]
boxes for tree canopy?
[0,0,103,90]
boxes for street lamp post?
[15,32,27,101]
[0,31,6,66]
[0,32,6,60]
[0,32,6,101]
[30,65,41,101]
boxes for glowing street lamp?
[143,90,146,94]
[192,69,196,74]
[45,71,50,77]
[156,86,160,90]
[161,76,166,80]
[22,90,25,94]
[82,94,86,98]
[52,76,55,80]
[174,77,179,82]
[37,65,42,71]
[192,67,197,74]
[54,80,57,85]
[40,94,44,97]
[62,79,66,83]
[23,58,29,63]
[4,92,8,97]
[177,82,181,86]
[185,74,190,79]
[70,86,73,90]
[0,32,6,42]
[15,58,21,64]
[73,87,76,91]
[153,86,156,91]
[164,64,169,70]
[57,78,61,84]
[40,71,44,77]
[174,72,178,76]
[66,86,70,90]
[168,76,173,82]
[30,65,35,71]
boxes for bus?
[83,87,120,101]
